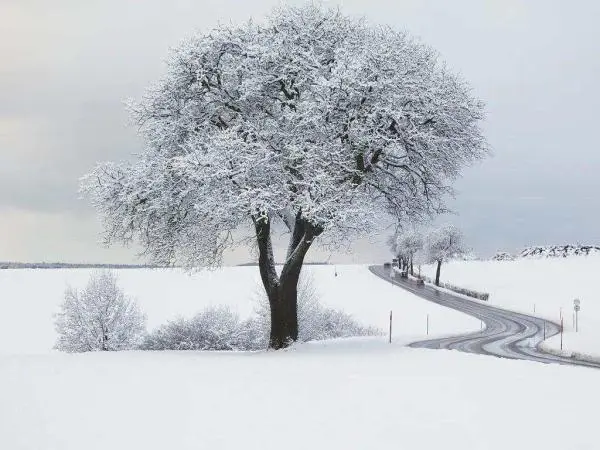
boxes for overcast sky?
[1,0,599,264]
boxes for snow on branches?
[393,229,424,262]
[426,224,465,264]
[54,271,146,352]
[425,224,466,285]
[82,4,488,269]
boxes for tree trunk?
[410,257,414,276]
[254,212,321,349]
[435,260,442,286]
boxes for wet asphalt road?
[369,265,600,369]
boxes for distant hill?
[520,245,600,258]
[492,245,600,261]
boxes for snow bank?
[0,341,597,450]
[0,265,479,354]
[421,256,600,357]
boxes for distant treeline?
[1,261,333,269]
[0,262,164,270]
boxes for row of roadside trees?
[388,224,466,286]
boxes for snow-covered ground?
[1,264,598,450]
[421,256,600,358]
[1,341,598,450]
[0,265,478,354]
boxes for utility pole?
[389,311,393,344]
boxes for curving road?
[369,265,600,369]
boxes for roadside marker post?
[560,317,564,350]
[389,311,393,344]
[426,314,429,336]
[543,321,546,340]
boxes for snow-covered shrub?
[141,306,261,351]
[413,272,490,301]
[142,273,380,351]
[54,271,146,352]
[254,273,381,343]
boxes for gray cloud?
[0,0,599,263]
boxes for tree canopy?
[426,224,466,264]
[83,4,487,268]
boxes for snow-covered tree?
[391,228,424,275]
[54,271,146,352]
[425,225,465,286]
[82,4,488,349]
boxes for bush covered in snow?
[256,274,381,343]
[140,306,264,351]
[54,271,147,352]
[142,274,380,351]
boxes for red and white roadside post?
[560,316,564,351]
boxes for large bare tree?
[82,4,488,349]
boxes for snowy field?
[0,265,478,354]
[422,256,600,358]
[1,341,599,450]
[1,265,599,450]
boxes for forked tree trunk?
[254,212,322,349]
[435,260,442,286]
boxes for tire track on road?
[369,265,600,369]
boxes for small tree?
[391,228,424,275]
[54,271,146,352]
[82,4,488,349]
[425,225,465,286]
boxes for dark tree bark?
[399,256,406,271]
[254,213,322,349]
[435,259,442,286]
[410,257,414,276]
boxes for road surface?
[369,265,600,369]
